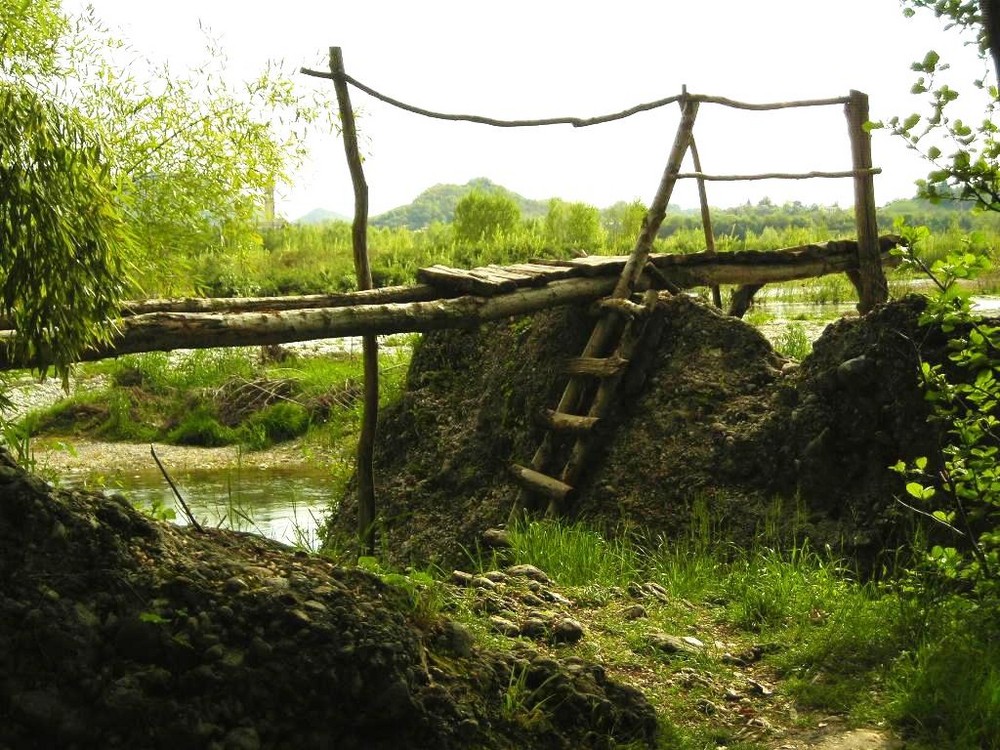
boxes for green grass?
[449,517,999,748]
[502,519,644,588]
[774,322,812,361]
[16,342,414,462]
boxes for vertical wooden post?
[689,135,722,308]
[845,90,887,314]
[330,47,378,556]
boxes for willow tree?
[1,1,129,380]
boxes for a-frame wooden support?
[508,96,701,523]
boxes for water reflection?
[91,465,334,549]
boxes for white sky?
[66,0,992,220]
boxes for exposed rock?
[649,632,704,655]
[490,616,521,637]
[481,528,513,549]
[551,617,585,644]
[623,604,648,620]
[506,564,552,583]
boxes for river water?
[78,464,334,550]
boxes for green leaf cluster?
[0,82,129,379]
[892,242,1000,595]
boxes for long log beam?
[0,238,902,370]
[0,277,623,370]
[121,285,442,317]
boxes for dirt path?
[803,727,902,749]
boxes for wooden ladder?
[508,96,700,522]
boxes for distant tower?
[263,183,276,226]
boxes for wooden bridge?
[0,235,900,371]
[2,60,903,537]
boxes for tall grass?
[505,519,644,588]
[492,516,998,746]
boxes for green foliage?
[166,406,236,447]
[0,82,130,378]
[889,617,1000,749]
[506,520,643,588]
[602,200,648,252]
[453,189,522,244]
[242,401,311,449]
[875,1,1000,211]
[774,323,812,361]
[0,0,68,80]
[372,177,548,230]
[892,244,1000,596]
[356,556,448,624]
[543,198,606,253]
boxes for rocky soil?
[0,449,657,749]
[328,294,948,569]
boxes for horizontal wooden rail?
[673,168,881,182]
[300,68,857,128]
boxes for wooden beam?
[0,276,624,370]
[329,45,378,556]
[509,464,575,503]
[564,355,630,377]
[0,238,903,370]
[845,90,888,313]
[540,409,600,434]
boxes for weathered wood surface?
[845,91,889,313]
[0,236,902,370]
[509,464,575,503]
[422,235,901,297]
[510,97,702,523]
[14,235,898,329]
[540,409,600,434]
[120,285,440,317]
[0,276,623,370]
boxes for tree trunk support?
[330,47,378,557]
[845,90,888,314]
[690,133,722,308]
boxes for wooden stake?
[330,46,378,557]
[845,90,888,314]
[689,134,722,308]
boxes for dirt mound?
[330,294,945,568]
[0,450,655,749]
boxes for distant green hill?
[297,184,991,236]
[295,207,351,225]
[371,177,550,230]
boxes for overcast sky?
[66,0,992,219]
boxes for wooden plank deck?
[415,236,902,299]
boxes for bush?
[241,401,311,449]
[166,407,236,446]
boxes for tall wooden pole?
[845,90,887,313]
[689,134,722,308]
[330,47,378,556]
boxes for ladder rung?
[595,297,648,319]
[509,464,576,502]
[564,354,629,377]
[540,409,599,434]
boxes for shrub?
[241,401,311,448]
[166,407,236,446]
